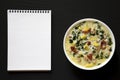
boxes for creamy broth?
[65,21,113,68]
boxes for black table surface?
[0,0,120,80]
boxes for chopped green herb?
[100,30,104,34]
[94,21,101,29]
[73,53,76,57]
[82,21,86,23]
[80,54,84,57]
[79,21,86,26]
[109,47,112,52]
[75,26,78,29]
[80,38,83,41]
[76,34,79,39]
[98,63,101,65]
[84,52,88,54]
[72,31,76,36]
[72,31,76,40]
[108,38,112,45]
[92,47,94,49]
[93,50,96,53]
[96,30,99,35]
[98,24,101,29]
[100,52,103,59]
[78,32,80,34]
[96,54,99,59]
[79,43,84,50]
[78,47,81,50]
[73,36,76,40]
[81,46,84,49]
[94,21,99,24]
[82,42,86,46]
[100,35,104,39]
[105,55,109,58]
[75,23,81,28]
[69,39,73,43]
[76,40,80,47]
[90,33,95,36]
[77,54,84,58]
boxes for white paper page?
[7,10,51,71]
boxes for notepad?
[7,10,51,71]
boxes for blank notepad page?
[7,10,51,71]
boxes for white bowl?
[63,18,115,70]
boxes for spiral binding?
[8,10,50,13]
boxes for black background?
[0,0,120,80]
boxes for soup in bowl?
[63,18,115,70]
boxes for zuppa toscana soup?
[64,20,113,68]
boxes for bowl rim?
[63,18,116,70]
